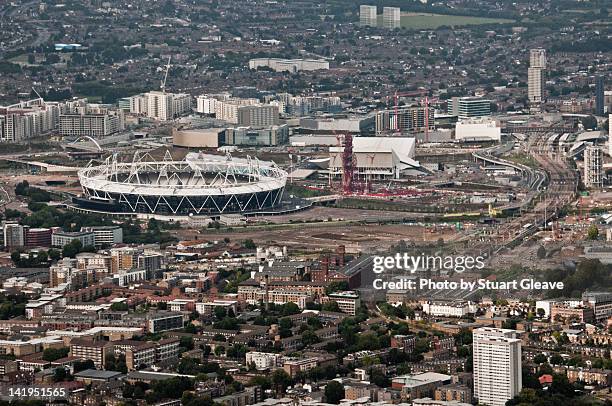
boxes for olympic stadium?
[73,152,289,215]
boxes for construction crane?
[419,95,439,143]
[384,89,428,132]
[160,56,172,93]
[31,87,46,109]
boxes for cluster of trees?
[508,367,598,406]
[105,353,127,373]
[0,294,27,319]
[42,347,69,362]
[122,218,178,246]
[15,181,51,202]
[10,249,60,268]
[545,259,611,298]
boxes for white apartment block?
[422,301,478,318]
[382,7,400,29]
[0,99,60,142]
[248,58,329,73]
[59,112,124,137]
[196,96,218,114]
[473,328,522,406]
[360,5,377,27]
[127,92,191,121]
[245,351,283,370]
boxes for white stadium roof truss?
[78,152,287,215]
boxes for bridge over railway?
[503,126,575,134]
[0,158,80,173]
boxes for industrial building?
[455,118,501,142]
[584,145,603,188]
[248,58,329,73]
[329,137,419,179]
[375,106,434,135]
[225,125,288,146]
[172,128,223,148]
[298,115,375,134]
[382,7,400,29]
[360,5,377,27]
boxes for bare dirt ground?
[181,220,459,254]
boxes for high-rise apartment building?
[595,75,605,116]
[2,223,25,249]
[528,49,546,106]
[473,328,522,406]
[126,92,191,121]
[360,5,377,27]
[584,145,603,189]
[382,7,400,29]
[0,99,60,142]
[375,106,434,134]
[237,104,279,127]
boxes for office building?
[25,227,52,248]
[382,7,400,29]
[322,291,361,315]
[51,231,96,248]
[375,106,434,134]
[225,125,288,146]
[582,291,612,322]
[448,97,492,119]
[81,226,123,248]
[584,145,603,188]
[595,76,605,116]
[473,328,522,406]
[360,5,377,27]
[528,49,546,106]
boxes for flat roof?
[74,369,123,379]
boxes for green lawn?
[377,12,514,29]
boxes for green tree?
[587,224,599,240]
[62,239,83,258]
[324,381,344,404]
[42,347,69,362]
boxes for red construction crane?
[419,95,439,143]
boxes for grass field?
[377,12,514,29]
